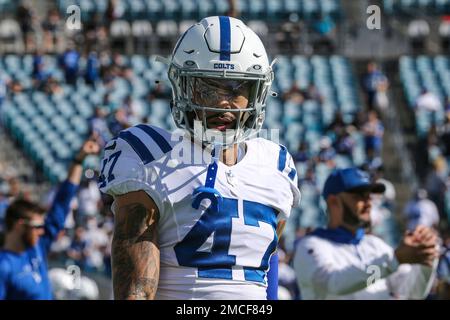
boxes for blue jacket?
[0,181,78,300]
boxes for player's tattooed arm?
[112,190,160,300]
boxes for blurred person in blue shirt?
[363,110,384,159]
[67,226,89,271]
[293,142,310,163]
[312,13,336,53]
[84,51,99,86]
[316,137,336,167]
[0,193,9,234]
[32,50,50,89]
[362,62,388,110]
[437,231,450,299]
[312,14,335,36]
[0,72,10,111]
[59,44,80,85]
[0,140,99,299]
[333,128,355,157]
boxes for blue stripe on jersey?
[278,145,287,172]
[266,253,279,299]
[119,131,155,164]
[219,16,231,61]
[288,167,297,181]
[244,268,266,284]
[198,267,232,280]
[136,124,173,153]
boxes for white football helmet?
[166,16,275,148]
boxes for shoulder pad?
[114,124,176,164]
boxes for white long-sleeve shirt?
[293,228,436,300]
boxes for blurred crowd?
[1,0,339,56]
[1,44,172,144]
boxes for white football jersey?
[98,124,300,300]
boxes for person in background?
[83,217,109,272]
[0,72,9,114]
[32,50,49,90]
[84,51,100,87]
[311,13,336,53]
[438,112,450,157]
[41,9,62,53]
[333,128,355,157]
[77,178,102,223]
[415,88,442,126]
[445,96,450,113]
[304,84,324,104]
[107,108,130,137]
[122,95,144,124]
[437,230,450,300]
[293,142,310,163]
[362,62,388,111]
[363,110,384,159]
[404,189,440,232]
[282,81,306,104]
[294,168,439,300]
[316,137,336,167]
[59,44,80,86]
[89,107,113,148]
[424,160,448,229]
[16,1,37,52]
[0,139,100,299]
[67,226,89,270]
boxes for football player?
[98,16,300,300]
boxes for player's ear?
[326,195,343,227]
[326,195,339,209]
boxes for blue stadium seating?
[0,0,17,13]
[400,55,449,136]
[384,0,450,15]
[57,0,342,22]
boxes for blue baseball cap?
[322,168,386,199]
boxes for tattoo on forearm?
[112,203,159,300]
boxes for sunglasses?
[23,220,45,229]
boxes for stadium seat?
[132,20,153,53]
[0,19,22,53]
[213,0,230,16]
[155,20,179,52]
[179,20,197,34]
[247,20,269,38]
[161,0,180,20]
[110,20,132,53]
